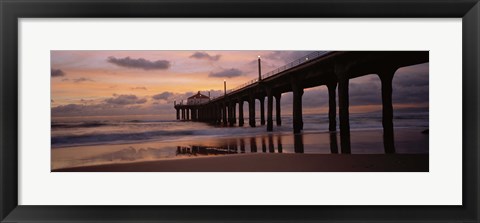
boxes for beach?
[52,125,429,172]
[56,153,428,172]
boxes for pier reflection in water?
[330,133,338,154]
[250,137,257,153]
[261,137,267,153]
[174,132,349,158]
[277,136,283,153]
[240,138,245,153]
[294,134,304,153]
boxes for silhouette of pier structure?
[174,51,428,153]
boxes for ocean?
[51,110,428,148]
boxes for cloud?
[345,63,429,106]
[52,104,85,114]
[51,101,173,118]
[107,56,170,70]
[394,63,429,88]
[51,69,66,77]
[73,77,94,83]
[104,94,147,105]
[348,80,382,105]
[51,103,114,116]
[152,92,174,100]
[189,52,221,61]
[209,68,243,78]
[131,86,148,90]
[300,88,329,108]
[80,98,96,104]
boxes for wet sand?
[52,127,428,172]
[55,153,428,172]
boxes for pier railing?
[177,51,331,104]
[227,51,331,94]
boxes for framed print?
[1,0,479,222]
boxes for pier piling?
[238,100,244,126]
[249,96,256,127]
[259,96,265,125]
[327,82,337,132]
[267,89,273,132]
[274,94,282,126]
[292,80,304,134]
[379,68,396,154]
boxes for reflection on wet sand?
[268,135,275,153]
[52,128,428,171]
[240,138,245,153]
[277,136,283,153]
[250,137,257,153]
[177,145,237,156]
[330,133,338,154]
[174,133,346,158]
[79,132,396,163]
[174,135,285,157]
[80,132,386,162]
[60,146,175,168]
[294,134,304,153]
[261,137,267,153]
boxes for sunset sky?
[51,51,428,119]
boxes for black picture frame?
[1,0,479,222]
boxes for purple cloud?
[73,77,94,83]
[131,86,148,90]
[190,52,221,61]
[107,56,170,70]
[209,68,243,78]
[152,92,174,100]
[105,94,147,105]
[51,69,66,77]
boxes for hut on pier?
[187,91,210,105]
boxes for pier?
[174,51,429,153]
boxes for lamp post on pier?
[223,79,228,126]
[258,55,262,81]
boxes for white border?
[19,18,462,205]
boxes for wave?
[52,119,177,129]
[125,120,173,123]
[51,113,428,148]
[51,125,291,148]
[51,121,109,128]
[52,129,193,147]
